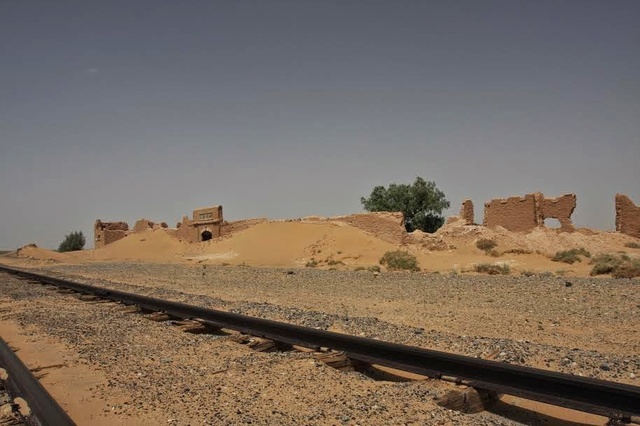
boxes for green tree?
[58,231,86,252]
[360,177,450,233]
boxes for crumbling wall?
[173,216,199,242]
[483,193,577,233]
[538,193,576,232]
[94,220,129,249]
[132,219,169,233]
[460,200,474,225]
[616,194,640,239]
[133,219,155,233]
[330,212,406,244]
[483,194,538,232]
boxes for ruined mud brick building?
[616,194,640,239]
[459,192,640,239]
[482,193,577,232]
[175,205,224,242]
[94,205,224,248]
[94,220,130,249]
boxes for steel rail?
[0,337,76,426]
[1,265,639,421]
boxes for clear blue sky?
[1,1,639,249]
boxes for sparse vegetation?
[474,263,510,275]
[625,242,640,249]
[58,231,86,252]
[353,266,366,271]
[590,253,639,278]
[487,249,500,257]
[611,260,640,278]
[305,259,318,268]
[504,248,532,255]
[327,259,344,266]
[379,251,420,272]
[552,248,591,264]
[476,239,498,252]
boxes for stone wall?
[483,194,538,232]
[482,192,576,233]
[538,193,576,232]
[94,220,129,249]
[616,194,640,239]
[459,200,474,225]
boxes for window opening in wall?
[544,218,561,229]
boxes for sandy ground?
[1,272,524,426]
[1,262,638,424]
[1,216,638,424]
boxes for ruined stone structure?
[133,219,168,233]
[175,205,224,243]
[538,194,577,232]
[94,220,129,248]
[95,205,223,248]
[616,194,640,239]
[459,200,474,225]
[483,193,576,233]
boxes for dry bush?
[611,261,640,278]
[504,248,532,255]
[625,242,640,249]
[476,239,498,252]
[590,254,639,278]
[379,251,420,272]
[552,248,591,264]
[474,263,510,275]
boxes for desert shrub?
[624,242,640,249]
[590,254,640,278]
[327,259,344,266]
[58,231,86,252]
[520,270,535,277]
[367,265,381,273]
[474,263,510,275]
[504,248,532,255]
[305,259,318,268]
[379,251,420,272]
[611,260,640,278]
[590,254,625,275]
[487,249,500,257]
[476,239,497,252]
[552,248,591,264]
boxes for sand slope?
[184,221,399,267]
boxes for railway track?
[0,336,76,426]
[1,264,639,424]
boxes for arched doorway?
[201,230,213,241]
